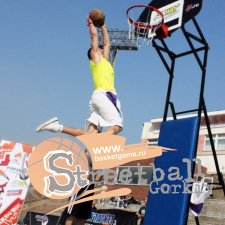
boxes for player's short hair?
[87,48,92,60]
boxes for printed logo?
[0,170,9,195]
[6,189,23,196]
[90,212,115,225]
[27,133,171,214]
[149,158,208,194]
[28,138,89,200]
[0,199,23,224]
[185,3,200,13]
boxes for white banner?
[0,140,34,225]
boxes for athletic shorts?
[86,90,123,129]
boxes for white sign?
[0,140,34,225]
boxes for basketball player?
[36,17,123,137]
[36,15,123,225]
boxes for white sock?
[59,124,63,132]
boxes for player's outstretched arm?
[101,24,110,60]
[87,17,100,63]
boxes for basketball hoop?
[126,5,168,47]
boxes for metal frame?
[97,20,225,225]
[98,29,138,66]
[152,17,225,225]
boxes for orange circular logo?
[28,138,89,199]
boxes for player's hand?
[101,23,106,29]
[87,16,93,26]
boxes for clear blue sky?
[0,0,224,146]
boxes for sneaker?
[36,117,63,133]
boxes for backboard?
[138,0,203,37]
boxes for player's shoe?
[36,117,63,133]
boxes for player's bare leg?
[36,117,99,137]
[107,125,122,135]
[62,126,85,137]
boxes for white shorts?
[87,90,123,130]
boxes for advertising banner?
[0,140,34,225]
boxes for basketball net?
[127,5,164,47]
[128,21,162,47]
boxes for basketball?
[89,9,105,28]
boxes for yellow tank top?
[90,58,116,92]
